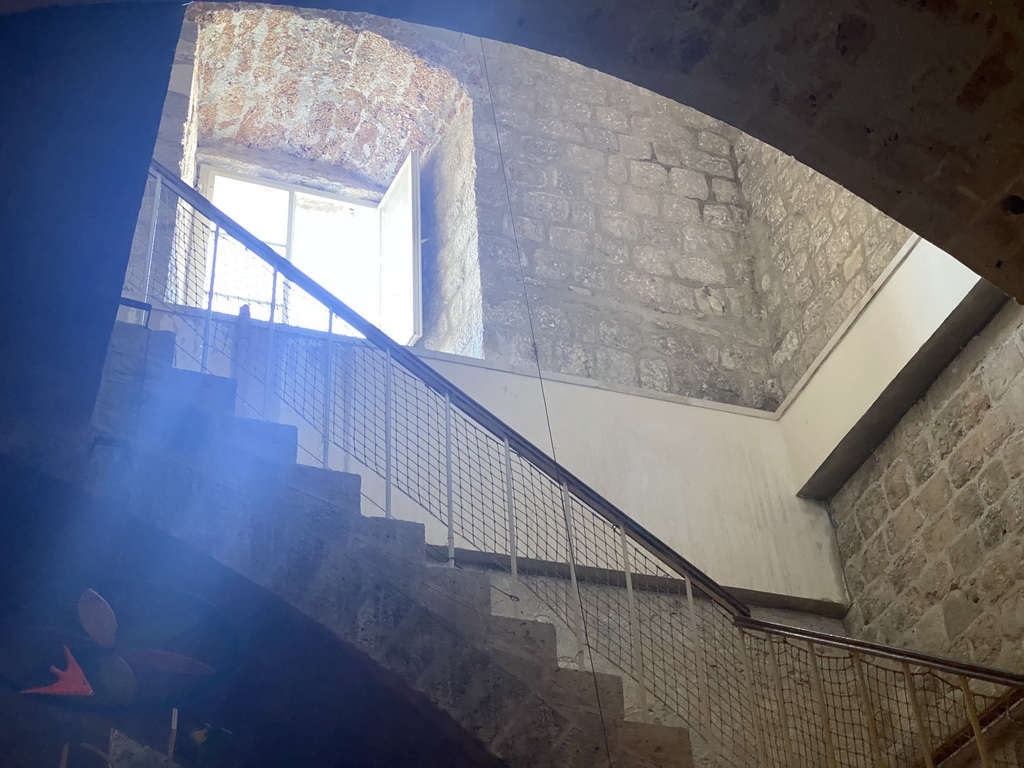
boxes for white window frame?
[197,164,421,344]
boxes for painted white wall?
[779,239,986,492]
[145,238,985,613]
[421,355,848,606]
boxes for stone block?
[595,105,629,133]
[639,358,671,391]
[673,254,727,285]
[523,191,571,223]
[600,211,641,241]
[711,178,740,204]
[942,590,983,641]
[595,347,639,387]
[977,460,1009,505]
[624,186,660,216]
[521,136,563,163]
[669,168,708,199]
[535,117,583,142]
[632,245,674,276]
[630,161,669,190]
[698,131,731,157]
[532,248,573,280]
[661,195,701,224]
[550,226,592,256]
[983,340,1024,401]
[584,125,618,152]
[565,143,605,174]
[619,135,652,160]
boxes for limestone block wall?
[831,301,1024,672]
[160,5,912,412]
[736,138,911,398]
[475,41,773,407]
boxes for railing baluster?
[263,268,278,419]
[851,650,884,768]
[959,675,995,768]
[807,640,838,768]
[618,524,647,709]
[445,393,455,567]
[684,576,715,765]
[503,437,518,584]
[143,174,162,303]
[768,636,797,768]
[737,629,768,766]
[902,662,935,768]
[559,480,585,666]
[384,348,393,519]
[200,222,220,374]
[321,313,334,469]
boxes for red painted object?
[21,645,94,697]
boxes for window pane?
[291,191,380,330]
[210,174,289,248]
[210,235,274,321]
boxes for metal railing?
[117,159,1024,767]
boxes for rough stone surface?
[175,4,909,411]
[470,40,773,408]
[737,138,911,397]
[831,302,1024,672]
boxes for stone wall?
[831,301,1024,672]
[475,41,774,408]
[174,5,910,412]
[736,138,911,398]
[419,105,484,357]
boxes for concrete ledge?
[780,238,1006,498]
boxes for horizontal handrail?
[736,616,1024,688]
[150,159,750,617]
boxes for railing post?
[806,640,839,768]
[384,349,393,519]
[263,268,278,419]
[321,313,334,469]
[851,650,884,768]
[560,480,585,666]
[684,577,715,765]
[445,393,455,567]
[737,629,768,766]
[503,437,519,584]
[143,174,162,303]
[768,635,797,768]
[902,662,936,768]
[959,676,995,768]
[618,525,647,709]
[201,223,220,374]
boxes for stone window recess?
[199,153,423,345]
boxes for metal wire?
[116,166,1024,768]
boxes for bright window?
[200,154,421,344]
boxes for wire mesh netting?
[116,166,1024,768]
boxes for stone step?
[483,615,560,683]
[285,462,361,508]
[547,667,626,724]
[615,720,695,768]
[138,403,298,466]
[421,564,494,638]
[144,366,237,415]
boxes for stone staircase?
[90,320,695,768]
